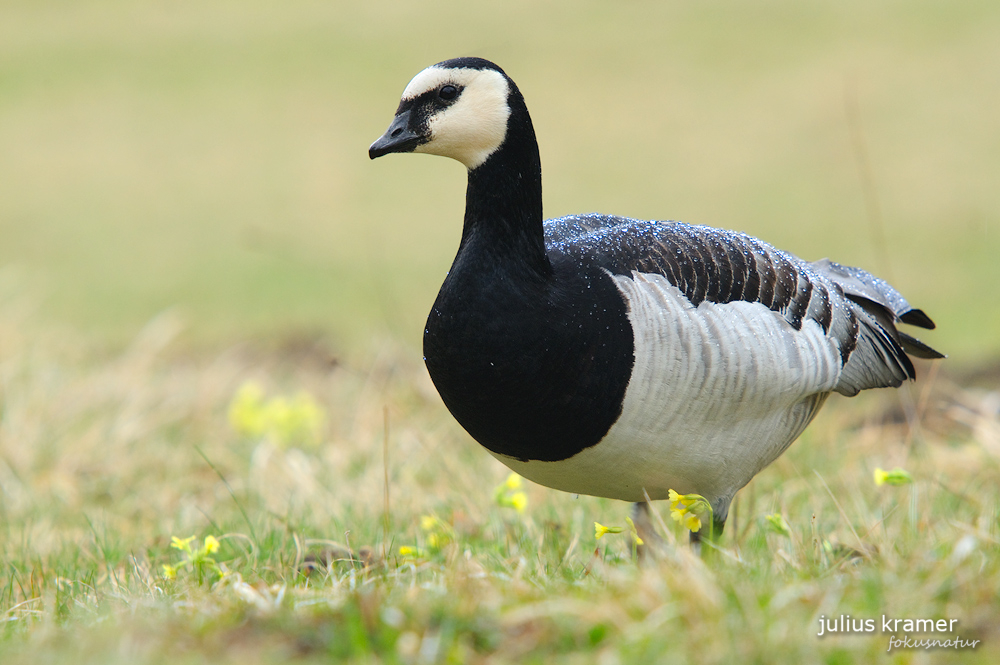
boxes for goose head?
[369,57,514,170]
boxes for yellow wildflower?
[764,513,791,538]
[228,382,268,438]
[161,564,177,580]
[668,492,692,524]
[204,535,220,554]
[494,474,529,513]
[874,467,913,487]
[269,393,324,448]
[170,535,196,552]
[874,468,887,485]
[594,522,623,539]
[508,491,528,513]
[684,512,702,533]
[418,515,452,550]
[228,382,325,448]
[624,516,644,546]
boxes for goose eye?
[438,85,458,101]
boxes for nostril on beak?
[391,128,403,138]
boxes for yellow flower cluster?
[493,473,528,514]
[228,381,325,449]
[398,514,456,559]
[421,514,454,550]
[162,535,224,584]
[668,489,712,533]
[874,467,913,486]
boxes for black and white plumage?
[369,57,942,539]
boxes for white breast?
[494,270,843,506]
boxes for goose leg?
[689,511,727,555]
[631,501,664,560]
[632,501,727,557]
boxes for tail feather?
[899,331,946,359]
[810,258,944,394]
[900,308,936,330]
[835,310,914,396]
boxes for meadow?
[2,1,999,662]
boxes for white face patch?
[401,65,511,170]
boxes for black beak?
[369,109,424,159]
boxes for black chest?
[422,255,634,462]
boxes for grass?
[2,0,1000,662]
[1,309,998,664]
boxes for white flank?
[402,66,511,169]
[495,271,843,507]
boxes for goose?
[368,57,942,542]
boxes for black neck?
[423,73,634,464]
[459,91,550,278]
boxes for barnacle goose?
[369,57,942,542]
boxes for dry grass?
[1,301,999,664]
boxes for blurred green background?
[1,0,997,363]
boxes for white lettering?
[887,634,979,651]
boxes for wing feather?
[544,213,943,395]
